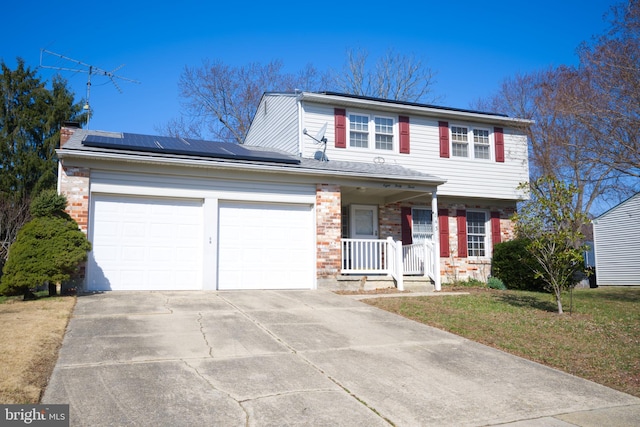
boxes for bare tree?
[160,60,329,143]
[479,68,623,222]
[576,0,640,178]
[334,47,438,103]
[0,195,30,262]
[477,1,639,217]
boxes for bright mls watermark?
[1,405,69,426]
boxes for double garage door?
[87,195,314,291]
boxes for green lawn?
[365,286,640,397]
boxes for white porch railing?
[342,237,438,291]
[402,241,435,281]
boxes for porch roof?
[58,129,446,187]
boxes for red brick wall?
[59,165,90,234]
[316,184,342,278]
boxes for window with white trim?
[451,126,468,157]
[451,125,492,160]
[412,208,433,242]
[349,114,369,148]
[348,113,394,151]
[375,117,394,150]
[467,211,487,257]
[473,129,490,159]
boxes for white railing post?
[432,191,441,291]
[395,239,404,291]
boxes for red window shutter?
[335,108,347,148]
[491,211,501,247]
[401,207,412,244]
[457,210,468,258]
[439,121,450,158]
[494,127,505,162]
[438,209,450,257]
[399,116,410,154]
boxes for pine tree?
[0,58,85,262]
[0,191,91,297]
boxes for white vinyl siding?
[244,94,299,153]
[300,102,529,200]
[593,194,640,286]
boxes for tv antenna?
[303,122,328,161]
[39,49,140,129]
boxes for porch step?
[333,275,435,292]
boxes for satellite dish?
[303,122,329,162]
[303,123,328,144]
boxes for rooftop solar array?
[82,133,300,165]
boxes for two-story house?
[244,91,531,287]
[56,92,530,292]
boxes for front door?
[350,205,378,239]
[348,205,381,270]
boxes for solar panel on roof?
[82,133,300,164]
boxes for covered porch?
[316,178,443,291]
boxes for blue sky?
[4,0,618,135]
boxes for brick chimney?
[60,121,81,147]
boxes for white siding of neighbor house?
[244,94,299,153]
[593,193,640,286]
[300,102,529,200]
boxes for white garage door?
[218,202,314,290]
[87,195,203,291]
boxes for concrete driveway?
[43,290,640,426]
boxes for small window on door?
[412,208,433,243]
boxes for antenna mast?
[39,49,140,129]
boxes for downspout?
[296,92,304,157]
[432,190,441,291]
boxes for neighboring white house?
[592,193,640,286]
[57,92,531,292]
[245,92,532,284]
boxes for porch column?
[432,190,441,291]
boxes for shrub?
[491,239,546,292]
[29,189,68,218]
[0,193,91,297]
[487,277,506,290]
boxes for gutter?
[56,148,447,187]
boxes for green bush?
[487,277,506,290]
[491,239,546,292]
[29,189,68,217]
[0,193,91,296]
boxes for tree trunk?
[556,290,564,314]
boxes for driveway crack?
[182,360,249,427]
[196,312,213,358]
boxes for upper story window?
[451,126,468,157]
[375,117,394,150]
[450,125,491,160]
[349,114,369,148]
[473,129,490,159]
[348,113,394,151]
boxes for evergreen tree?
[0,191,91,297]
[0,58,85,262]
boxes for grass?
[0,294,76,403]
[364,286,640,397]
